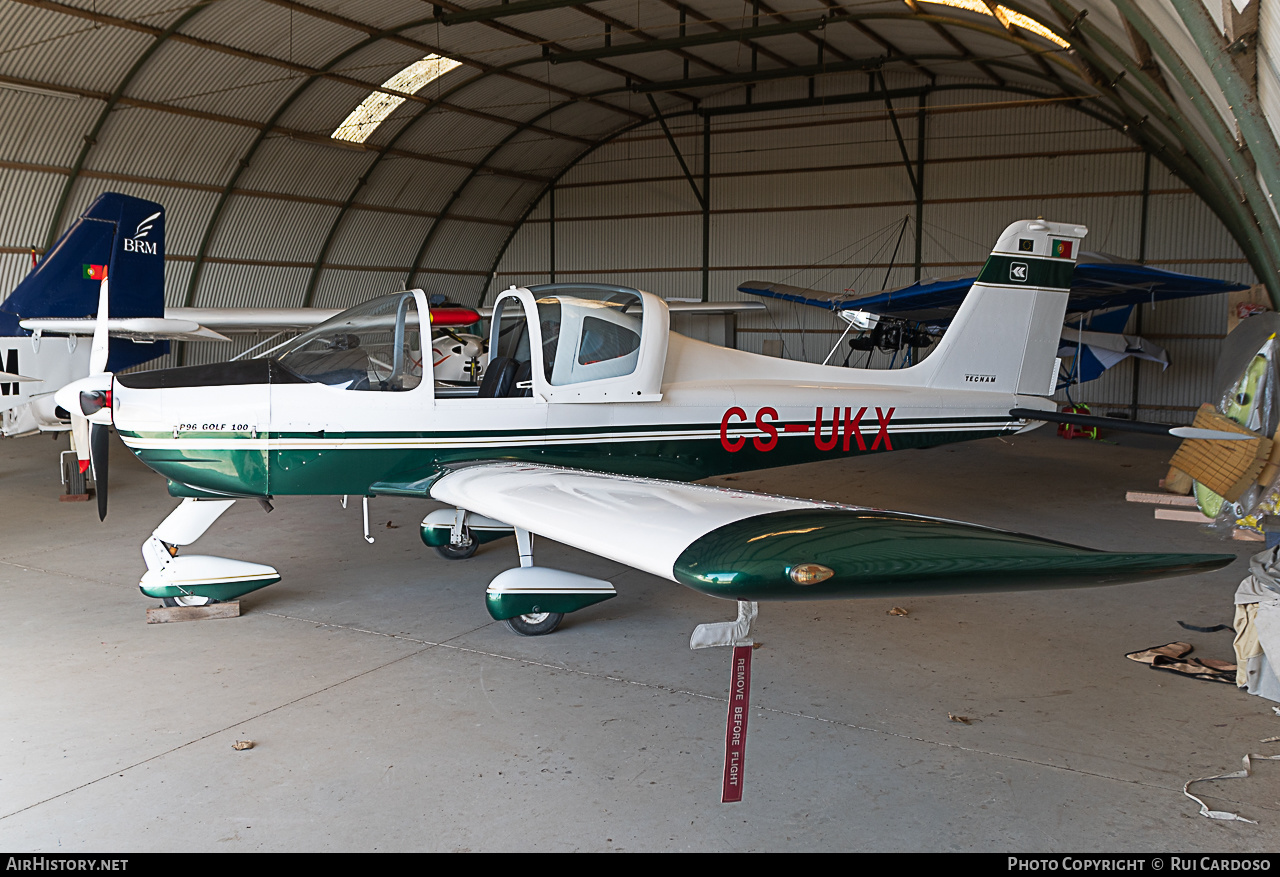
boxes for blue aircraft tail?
[0,192,168,371]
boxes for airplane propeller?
[53,276,114,520]
[90,421,109,520]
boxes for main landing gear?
[420,508,518,560]
[426,509,616,636]
[139,499,281,605]
[504,610,565,636]
[483,528,613,636]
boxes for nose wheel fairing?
[139,555,280,603]
[138,498,281,604]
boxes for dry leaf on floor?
[888,607,909,616]
[233,740,254,751]
[948,713,971,725]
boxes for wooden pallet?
[145,600,241,624]
[1130,492,1265,539]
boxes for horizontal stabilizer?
[1010,407,1257,441]
[430,462,1232,601]
[0,371,40,382]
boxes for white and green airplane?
[58,219,1235,638]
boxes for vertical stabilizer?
[0,193,167,371]
[917,219,1087,395]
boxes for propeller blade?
[90,423,109,521]
[1168,427,1259,441]
[89,276,109,375]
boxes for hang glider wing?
[738,257,1251,326]
[428,462,1231,601]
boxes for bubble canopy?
[277,291,426,392]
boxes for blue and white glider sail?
[738,255,1250,324]
[739,256,1248,383]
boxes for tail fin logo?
[1009,262,1028,282]
[122,210,161,255]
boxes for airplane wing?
[169,305,483,332]
[427,462,1231,600]
[169,302,760,333]
[20,317,229,342]
[20,306,487,341]
[166,308,341,332]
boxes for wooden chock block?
[1154,508,1211,523]
[1126,491,1198,506]
[1163,466,1194,495]
[145,600,241,624]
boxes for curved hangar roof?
[2,0,1278,307]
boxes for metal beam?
[876,72,920,198]
[426,0,698,107]
[547,17,829,65]
[474,77,1139,311]
[569,4,731,79]
[903,0,1004,85]
[435,0,597,25]
[646,95,706,209]
[41,5,207,251]
[1161,0,1280,260]
[627,54,886,93]
[914,92,926,280]
[703,113,711,302]
[1036,0,1280,298]
[257,0,644,119]
[650,0,803,71]
[817,0,939,80]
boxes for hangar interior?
[3,0,1280,852]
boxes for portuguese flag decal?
[82,264,108,280]
[1051,239,1073,259]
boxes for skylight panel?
[332,55,462,143]
[912,0,1070,48]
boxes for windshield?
[277,292,423,391]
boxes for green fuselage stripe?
[122,418,1016,497]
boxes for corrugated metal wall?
[496,84,1257,423]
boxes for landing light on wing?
[789,564,834,585]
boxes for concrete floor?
[1,427,1278,852]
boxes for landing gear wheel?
[504,611,564,636]
[161,595,217,608]
[66,464,86,498]
[435,527,479,560]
